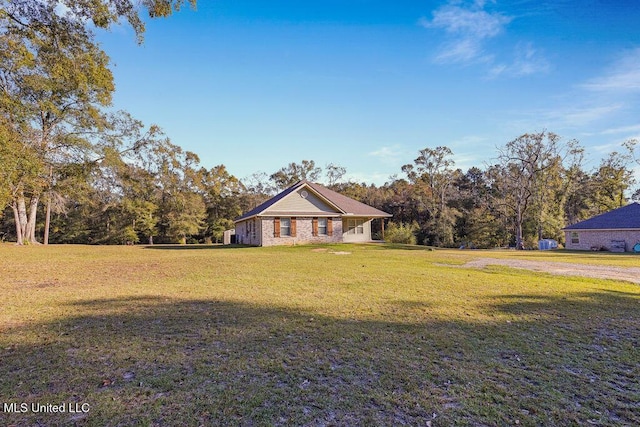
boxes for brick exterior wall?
[564,230,640,252]
[261,216,343,246]
[235,218,262,246]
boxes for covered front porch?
[342,217,387,243]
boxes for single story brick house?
[234,180,392,246]
[563,202,640,252]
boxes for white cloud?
[422,2,549,78]
[498,103,625,141]
[582,48,640,92]
[451,135,488,146]
[344,171,396,186]
[591,141,625,154]
[421,2,511,65]
[632,165,640,190]
[453,152,484,170]
[368,145,404,159]
[366,145,410,177]
[494,49,640,148]
[434,38,493,64]
[446,135,491,169]
[489,42,550,77]
[548,104,623,127]
[425,4,511,39]
[601,124,640,135]
[520,49,640,135]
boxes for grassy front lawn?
[1,244,638,426]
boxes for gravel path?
[461,258,640,285]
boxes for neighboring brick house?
[563,202,640,252]
[234,180,392,246]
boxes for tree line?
[2,133,638,247]
[1,1,638,248]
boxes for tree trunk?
[17,195,28,239]
[26,196,39,243]
[44,165,53,245]
[12,201,23,245]
[44,196,51,245]
[14,194,40,244]
[516,204,524,250]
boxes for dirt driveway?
[461,258,640,285]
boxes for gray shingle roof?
[563,203,640,230]
[235,180,391,222]
[305,181,391,217]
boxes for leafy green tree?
[0,118,44,245]
[240,172,274,211]
[166,191,206,244]
[402,146,459,246]
[492,132,567,249]
[1,1,114,242]
[375,178,418,226]
[1,0,196,43]
[623,139,640,201]
[561,156,592,227]
[590,152,635,213]
[451,167,506,248]
[1,0,196,244]
[270,160,322,191]
[118,165,159,244]
[136,140,206,243]
[201,165,244,243]
[0,120,29,210]
[330,181,366,200]
[529,147,567,241]
[325,163,346,188]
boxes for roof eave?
[343,213,393,218]
[562,227,640,231]
[236,212,392,222]
[234,213,263,223]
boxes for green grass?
[0,244,638,426]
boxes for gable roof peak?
[235,179,391,222]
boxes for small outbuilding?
[538,239,558,250]
[563,202,640,252]
[223,229,235,245]
[234,180,392,246]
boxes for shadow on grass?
[1,292,638,426]
[598,288,640,297]
[550,249,640,259]
[376,243,437,251]
[143,244,254,250]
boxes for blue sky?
[97,0,640,185]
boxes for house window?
[280,218,291,236]
[318,218,328,235]
[570,232,579,244]
[252,219,256,239]
[347,219,364,234]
